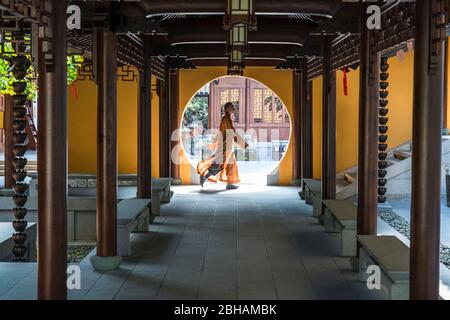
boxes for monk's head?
[224,102,235,116]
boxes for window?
[263,89,273,123]
[253,89,263,122]
[252,88,289,125]
[220,88,240,123]
[220,89,229,108]
[274,96,283,124]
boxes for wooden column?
[410,0,443,300]
[159,68,171,178]
[301,59,313,192]
[357,12,378,237]
[96,28,118,257]
[137,37,152,199]
[292,69,302,182]
[37,0,68,300]
[4,95,14,189]
[322,37,336,201]
[170,69,180,181]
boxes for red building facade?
[208,77,290,142]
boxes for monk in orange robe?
[197,102,248,190]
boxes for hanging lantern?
[224,0,256,30]
[229,23,247,49]
[229,49,244,66]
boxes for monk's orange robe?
[196,114,246,184]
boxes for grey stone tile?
[1,185,384,300]
[272,272,316,300]
[0,263,36,297]
[115,270,163,300]
[0,269,37,300]
[237,284,277,300]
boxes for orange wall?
[68,72,159,176]
[312,69,360,178]
[178,67,294,185]
[151,76,160,178]
[336,68,360,173]
[312,52,414,178]
[312,76,323,179]
[68,80,97,173]
[446,40,450,129]
[387,51,414,149]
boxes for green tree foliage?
[67,55,84,85]
[0,41,83,101]
[184,95,209,130]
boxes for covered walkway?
[0,186,384,300]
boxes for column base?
[90,255,122,272]
[171,178,182,185]
[290,179,302,186]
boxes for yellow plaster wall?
[67,71,159,176]
[117,79,138,174]
[312,52,414,178]
[151,76,160,178]
[312,76,323,179]
[387,51,414,149]
[68,80,97,173]
[446,40,450,129]
[312,69,361,179]
[336,68,360,173]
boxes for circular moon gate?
[180,76,292,185]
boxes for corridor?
[1,186,384,300]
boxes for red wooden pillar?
[357,9,378,237]
[170,69,180,182]
[159,67,171,178]
[37,0,68,299]
[321,37,336,203]
[410,0,443,300]
[137,36,152,199]
[292,69,302,183]
[91,28,121,270]
[301,58,313,195]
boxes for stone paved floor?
[387,197,450,247]
[0,185,385,300]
